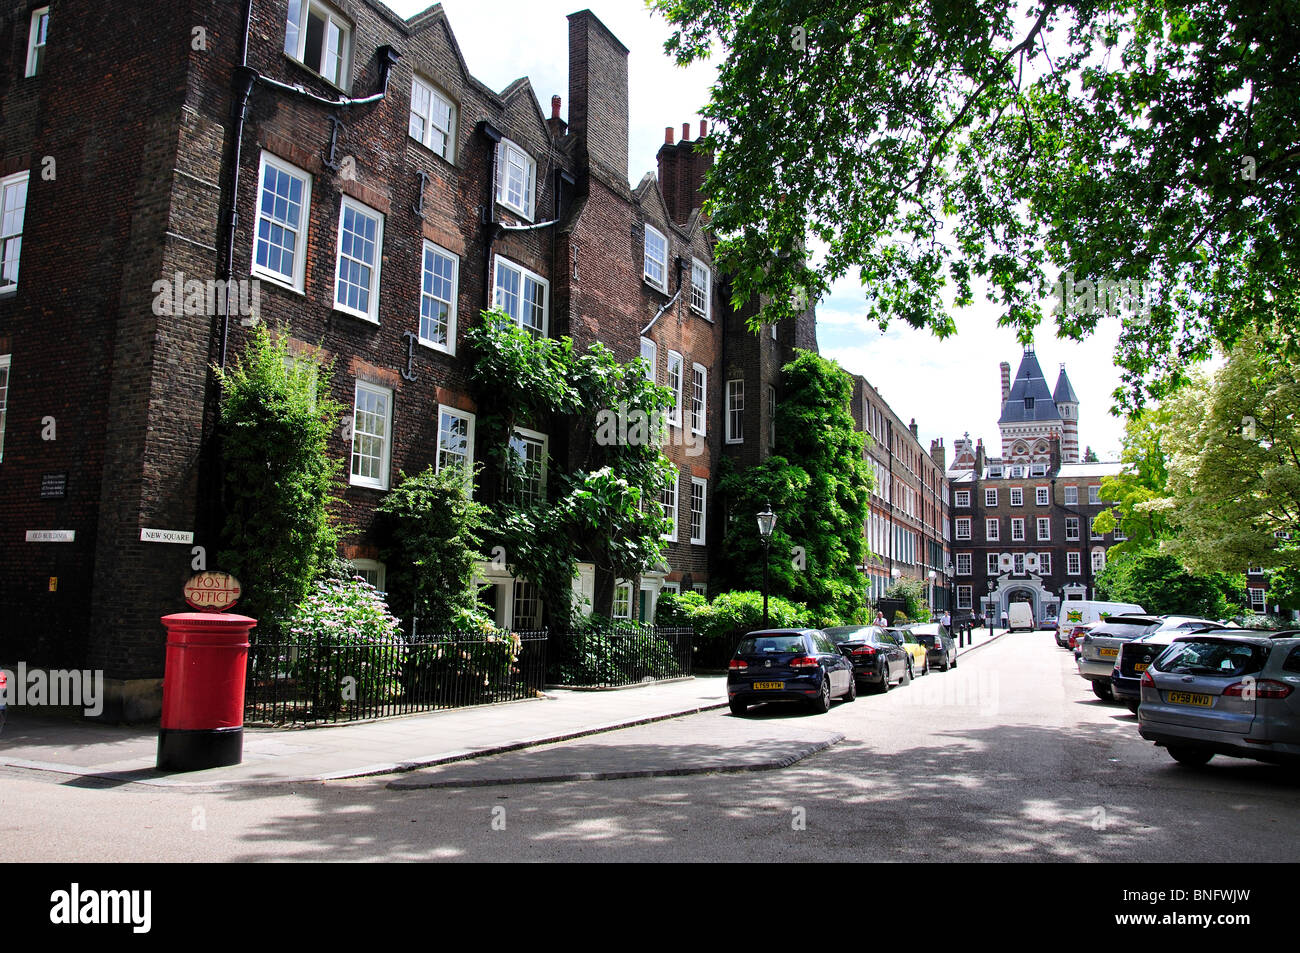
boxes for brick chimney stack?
[547,95,567,137]
[1000,361,1011,405]
[930,438,946,471]
[568,11,629,186]
[657,118,714,225]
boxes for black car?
[903,623,958,671]
[823,625,910,693]
[727,629,856,716]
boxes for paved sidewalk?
[0,625,1016,790]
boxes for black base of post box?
[157,726,243,772]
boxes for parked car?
[1056,600,1145,646]
[888,627,930,677]
[824,625,910,693]
[1067,620,1104,654]
[727,629,856,716]
[1007,602,1035,631]
[1111,617,1223,712]
[1078,615,1163,700]
[905,622,958,671]
[1138,630,1300,767]
[0,668,5,734]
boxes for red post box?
[157,612,256,772]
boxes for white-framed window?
[1092,548,1106,573]
[1011,518,1025,541]
[0,171,29,292]
[662,472,679,541]
[690,258,711,318]
[508,427,548,507]
[419,241,458,353]
[0,353,9,462]
[436,405,475,479]
[1031,463,1047,477]
[666,351,683,427]
[1036,517,1050,540]
[1250,587,1266,611]
[1090,517,1105,540]
[661,582,681,597]
[1067,552,1081,575]
[689,477,707,544]
[690,364,707,435]
[284,0,351,88]
[1064,485,1079,505]
[956,553,971,575]
[495,138,535,219]
[612,581,633,619]
[1065,516,1080,541]
[350,382,392,489]
[25,7,48,77]
[409,76,456,161]
[767,385,777,449]
[726,379,744,443]
[251,153,310,291]
[512,579,542,628]
[350,558,386,593]
[955,490,970,508]
[956,517,971,540]
[333,196,383,321]
[692,583,708,596]
[986,518,1000,541]
[957,586,972,610]
[1036,485,1049,506]
[493,256,548,338]
[987,552,999,574]
[1010,465,1024,478]
[644,224,668,290]
[770,322,777,341]
[1038,553,1051,574]
[989,466,1004,478]
[640,337,657,384]
[1010,487,1023,506]
[1013,553,1025,574]
[985,488,998,507]
[1088,485,1101,504]
[1113,522,1127,541]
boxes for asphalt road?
[3,631,1297,862]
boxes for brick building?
[852,376,951,614]
[947,347,1125,624]
[0,0,814,717]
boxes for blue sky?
[384,0,1131,460]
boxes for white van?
[1055,600,1144,646]
[1007,603,1036,631]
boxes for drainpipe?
[479,121,503,314]
[218,0,256,371]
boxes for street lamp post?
[927,569,936,617]
[757,503,777,628]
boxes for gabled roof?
[999,350,1061,424]
[1053,366,1080,404]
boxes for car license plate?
[753,681,784,690]
[1100,648,1119,658]
[1134,663,1148,672]
[1167,691,1212,707]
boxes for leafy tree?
[1090,406,1174,553]
[375,466,492,634]
[652,0,1300,406]
[1094,549,1244,618]
[1154,331,1300,574]
[214,326,343,634]
[716,350,870,622]
[882,576,932,624]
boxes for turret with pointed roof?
[998,345,1070,464]
[1054,364,1080,463]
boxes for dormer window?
[1024,397,1035,411]
[409,77,456,161]
[285,0,351,89]
[496,139,535,220]
[644,225,668,290]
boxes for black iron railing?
[244,628,548,726]
[547,624,693,688]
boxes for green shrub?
[882,577,931,623]
[549,616,683,685]
[284,576,404,715]
[684,590,811,668]
[405,630,524,701]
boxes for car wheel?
[923,657,930,676]
[1167,746,1214,767]
[877,666,891,694]
[901,661,913,686]
[951,650,957,669]
[1091,680,1112,701]
[843,676,857,702]
[941,651,951,672]
[811,675,832,714]
[729,698,748,717]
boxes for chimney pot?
[699,119,707,138]
[682,122,690,141]
[551,95,562,119]
[665,126,674,145]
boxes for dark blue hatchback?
[727,628,856,716]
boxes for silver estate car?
[1077,615,1163,700]
[1138,630,1300,767]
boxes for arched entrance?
[1004,587,1037,624]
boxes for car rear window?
[1091,622,1158,638]
[1153,640,1268,677]
[736,636,808,655]
[824,627,874,643]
